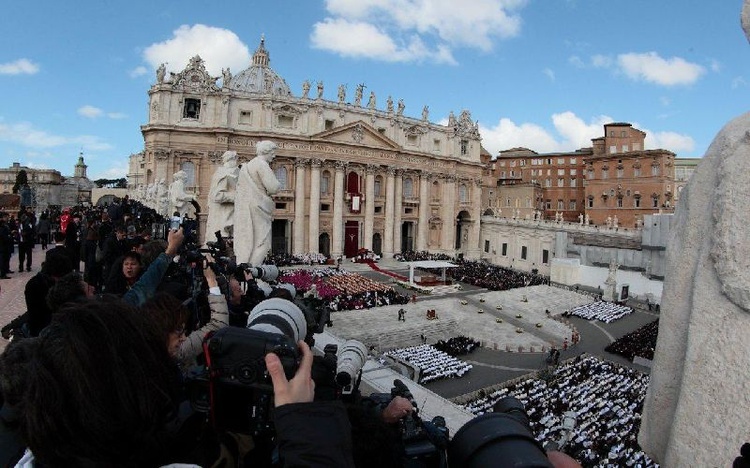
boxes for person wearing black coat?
[24,247,73,336]
[64,213,81,271]
[0,213,12,279]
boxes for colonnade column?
[332,161,346,258]
[383,168,396,257]
[293,159,307,255]
[308,159,321,253]
[393,170,403,254]
[441,175,457,252]
[416,172,430,251]
[468,178,483,258]
[364,165,376,250]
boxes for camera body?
[201,326,300,435]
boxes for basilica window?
[182,98,201,119]
[403,178,413,198]
[275,167,288,190]
[321,171,331,195]
[459,184,468,202]
[374,176,383,197]
[460,139,468,155]
[651,164,661,176]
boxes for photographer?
[266,340,355,467]
[122,227,184,307]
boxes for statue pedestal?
[603,279,618,302]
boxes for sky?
[1,0,749,180]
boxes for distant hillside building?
[0,153,95,212]
[132,38,485,259]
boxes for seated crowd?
[605,320,659,361]
[385,344,473,384]
[280,268,409,311]
[394,250,454,262]
[565,302,634,323]
[462,355,657,467]
[432,336,481,356]
[447,260,548,291]
[266,252,328,266]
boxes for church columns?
[308,159,322,253]
[383,168,396,257]
[441,175,456,252]
[332,161,346,258]
[293,159,307,254]
[364,165,376,250]
[393,170,403,254]
[468,178,482,258]
[417,171,430,251]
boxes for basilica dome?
[228,37,292,97]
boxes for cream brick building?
[130,38,485,259]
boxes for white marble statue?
[578,213,584,225]
[613,215,619,228]
[367,91,376,109]
[156,178,169,216]
[302,80,310,99]
[205,151,239,243]
[234,140,281,266]
[606,215,612,228]
[584,213,590,225]
[639,6,750,465]
[146,183,156,207]
[169,170,194,217]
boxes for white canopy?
[403,261,458,284]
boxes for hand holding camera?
[266,340,315,407]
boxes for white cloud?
[644,130,695,154]
[591,54,612,68]
[617,52,705,86]
[0,58,40,75]
[543,68,555,81]
[91,161,129,180]
[710,59,721,73]
[0,120,112,151]
[732,76,747,89]
[106,112,128,120]
[78,105,103,118]
[310,18,456,64]
[142,24,251,76]
[568,55,585,68]
[479,112,613,155]
[312,0,528,63]
[129,66,148,78]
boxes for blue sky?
[1,0,748,180]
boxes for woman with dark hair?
[14,299,183,467]
[104,251,143,296]
[141,257,229,366]
[24,246,74,336]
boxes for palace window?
[569,200,576,210]
[617,197,623,208]
[652,164,661,176]
[557,199,564,210]
[502,243,508,256]
[570,178,577,188]
[521,246,528,260]
[617,167,624,178]
[460,139,468,155]
[182,98,201,119]
[587,196,594,208]
[542,249,549,264]
[484,240,490,253]
[602,168,609,179]
[557,178,564,187]
[634,166,641,177]
[180,161,195,187]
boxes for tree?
[12,170,28,194]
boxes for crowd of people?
[432,335,481,356]
[565,302,634,323]
[385,344,473,384]
[394,250,454,262]
[605,320,659,361]
[446,259,549,291]
[462,354,657,467]
[266,252,328,266]
[279,268,409,311]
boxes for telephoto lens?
[246,297,307,343]
[448,396,553,468]
[335,340,368,387]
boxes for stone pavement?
[0,244,47,351]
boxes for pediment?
[312,121,401,150]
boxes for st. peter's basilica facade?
[129,38,485,260]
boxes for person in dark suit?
[64,213,81,272]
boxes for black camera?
[192,297,307,435]
[448,396,553,468]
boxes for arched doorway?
[455,210,471,250]
[372,233,382,256]
[344,220,359,258]
[319,233,330,257]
